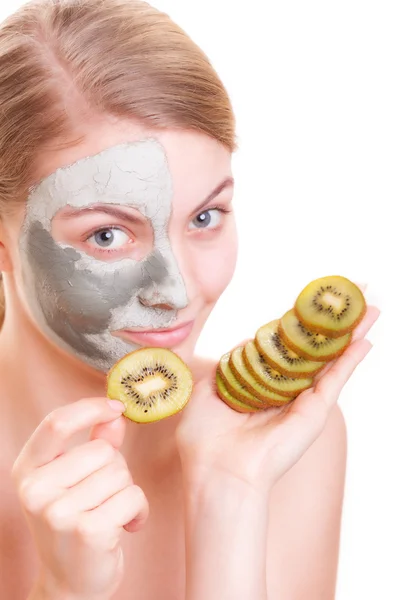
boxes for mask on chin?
[18,138,188,373]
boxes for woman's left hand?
[176,304,380,495]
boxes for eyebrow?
[191,176,234,214]
[58,176,234,222]
[58,204,146,225]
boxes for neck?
[0,306,183,471]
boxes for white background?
[1,1,399,598]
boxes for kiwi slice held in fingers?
[295,275,366,338]
[229,346,291,407]
[215,371,262,413]
[107,348,193,424]
[255,320,325,377]
[279,309,352,361]
[217,353,265,408]
[243,341,313,397]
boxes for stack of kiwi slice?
[216,275,367,413]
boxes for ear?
[0,222,13,272]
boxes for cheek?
[194,233,238,301]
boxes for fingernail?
[107,399,125,412]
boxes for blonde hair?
[0,0,237,327]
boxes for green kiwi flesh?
[217,353,265,408]
[255,320,325,377]
[295,275,366,338]
[243,341,313,397]
[107,347,193,424]
[215,371,262,413]
[279,309,352,361]
[229,346,291,406]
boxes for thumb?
[89,414,126,449]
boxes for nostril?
[139,297,173,311]
[138,297,150,307]
[153,303,175,311]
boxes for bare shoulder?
[266,405,347,599]
[0,463,38,599]
[270,403,347,510]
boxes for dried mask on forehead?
[19,138,188,373]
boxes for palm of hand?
[176,305,379,490]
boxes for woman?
[0,1,379,599]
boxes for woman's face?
[5,118,238,372]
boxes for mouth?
[112,320,194,348]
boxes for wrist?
[182,463,271,506]
[183,468,270,531]
[32,570,110,600]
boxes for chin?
[168,339,196,365]
[174,307,214,362]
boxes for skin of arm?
[182,403,346,600]
[183,474,269,600]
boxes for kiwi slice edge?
[215,371,262,413]
[279,309,352,362]
[243,341,313,398]
[229,346,292,407]
[217,353,265,408]
[255,319,326,377]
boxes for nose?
[138,249,189,311]
[138,283,188,311]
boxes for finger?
[313,305,379,384]
[90,416,126,449]
[268,389,325,467]
[273,339,372,457]
[351,305,380,342]
[13,398,125,477]
[313,338,373,410]
[44,460,133,517]
[287,339,372,427]
[18,439,123,514]
[80,485,149,541]
[41,485,148,555]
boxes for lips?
[113,320,194,348]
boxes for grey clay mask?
[19,138,188,373]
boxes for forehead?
[26,138,173,222]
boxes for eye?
[189,209,222,230]
[86,227,130,249]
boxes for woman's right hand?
[12,398,149,600]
